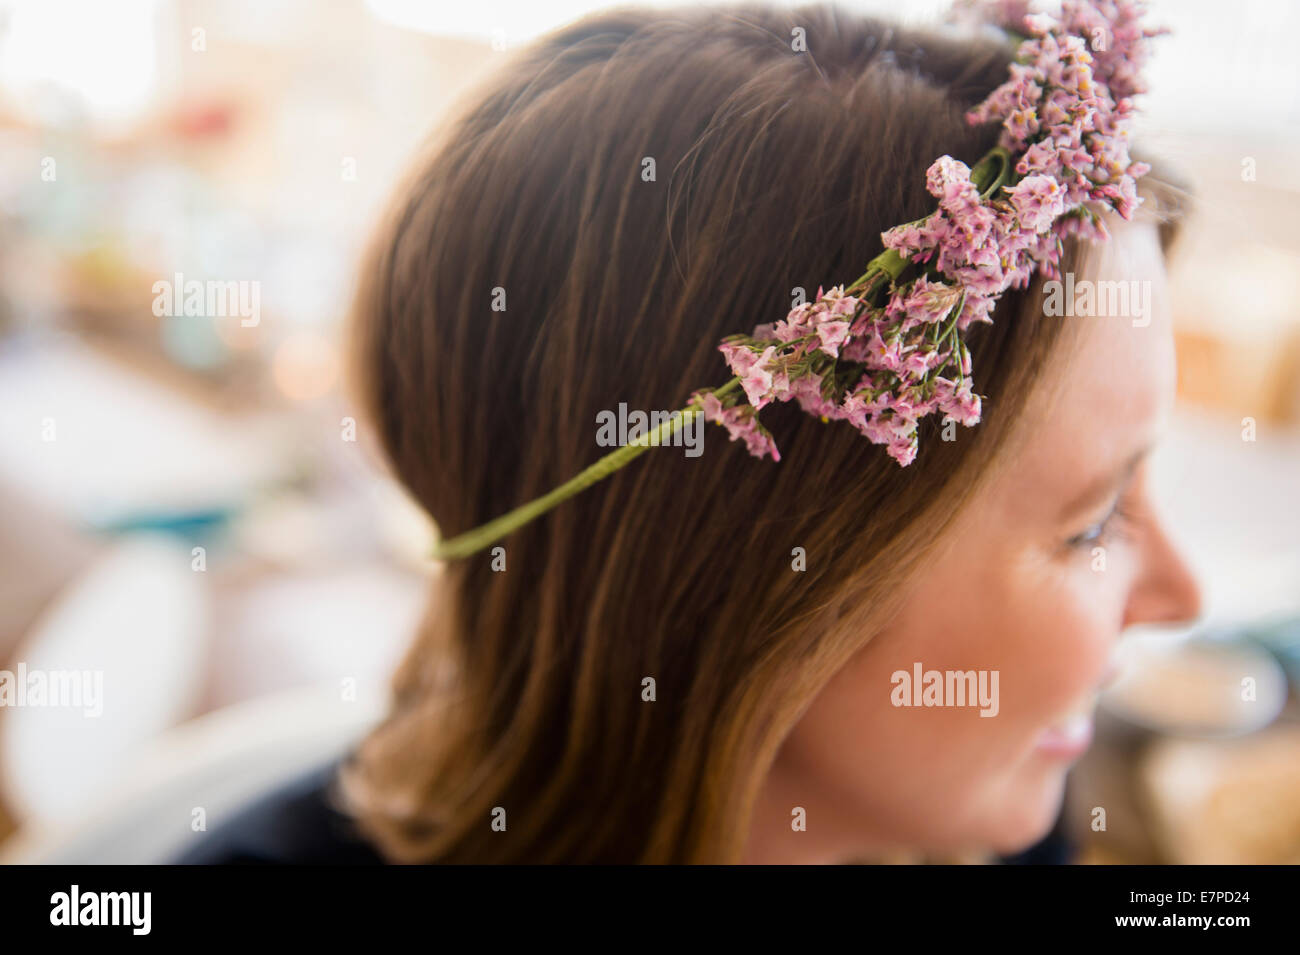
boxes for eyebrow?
[1058,443,1151,523]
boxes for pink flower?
[719,341,757,377]
[769,319,808,343]
[792,372,836,417]
[739,345,776,408]
[902,347,942,377]
[891,276,962,329]
[862,331,906,374]
[938,378,983,427]
[828,294,859,318]
[702,401,781,462]
[927,157,978,206]
[744,426,780,461]
[1005,106,1041,149]
[698,392,724,421]
[887,435,918,467]
[816,320,851,357]
[1006,174,1068,232]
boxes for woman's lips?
[1035,659,1118,760]
[1035,710,1094,759]
[1034,660,1118,758]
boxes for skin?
[743,217,1203,863]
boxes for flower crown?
[432,0,1163,560]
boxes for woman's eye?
[1067,492,1138,551]
[1067,518,1109,550]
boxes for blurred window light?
[0,0,160,127]
[1139,0,1300,140]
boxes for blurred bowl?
[1099,629,1288,740]
[1246,615,1300,689]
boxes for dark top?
[173,758,1075,865]
[172,760,384,865]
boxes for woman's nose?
[1122,511,1203,629]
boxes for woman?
[181,1,1201,864]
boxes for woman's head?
[343,2,1199,862]
[745,214,1201,862]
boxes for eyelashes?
[1068,492,1139,551]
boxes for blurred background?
[0,0,1296,864]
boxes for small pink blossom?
[739,345,776,408]
[816,320,851,357]
[719,341,757,377]
[1006,174,1068,232]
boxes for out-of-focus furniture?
[0,534,210,823]
[0,684,385,864]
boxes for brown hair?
[341,2,1183,863]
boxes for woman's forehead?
[999,219,1173,509]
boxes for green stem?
[970,145,1012,199]
[851,248,909,290]
[430,377,742,560]
[940,289,966,344]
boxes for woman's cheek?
[1000,548,1125,719]
[1040,555,1130,694]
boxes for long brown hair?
[341,2,1182,863]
